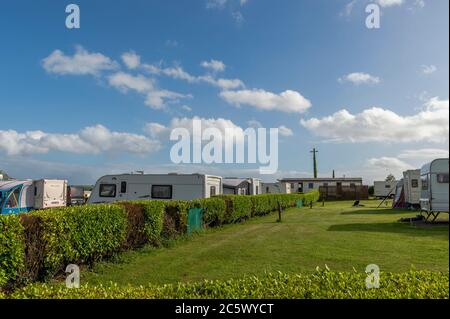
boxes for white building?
[279,177,363,193]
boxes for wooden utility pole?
[310,148,319,178]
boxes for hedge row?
[2,270,448,299]
[0,191,319,289]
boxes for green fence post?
[187,208,203,235]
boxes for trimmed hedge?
[190,197,227,227]
[0,191,319,289]
[3,270,448,299]
[18,205,128,282]
[0,215,25,287]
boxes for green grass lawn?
[82,200,449,286]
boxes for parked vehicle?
[0,179,67,214]
[403,169,421,208]
[222,178,262,195]
[420,158,449,221]
[88,173,223,204]
[68,185,86,206]
[374,181,397,198]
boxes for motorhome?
[0,179,67,214]
[403,169,421,208]
[420,159,449,220]
[373,181,397,198]
[88,173,223,204]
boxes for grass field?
[82,200,449,286]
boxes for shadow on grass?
[328,222,449,238]
[341,209,415,216]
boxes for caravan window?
[411,179,419,188]
[120,182,127,194]
[437,174,449,184]
[151,185,172,199]
[5,187,20,208]
[99,184,116,198]
[210,186,216,196]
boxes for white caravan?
[0,179,67,215]
[403,169,421,207]
[374,181,397,198]
[420,158,449,221]
[88,173,223,204]
[249,178,262,195]
[34,179,68,209]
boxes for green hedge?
[218,195,253,223]
[3,270,448,299]
[190,197,227,227]
[20,205,128,280]
[1,191,319,289]
[0,215,25,287]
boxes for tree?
[332,170,335,179]
[385,174,396,182]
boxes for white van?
[420,159,449,220]
[88,173,223,204]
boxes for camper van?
[420,159,449,219]
[88,173,223,204]
[374,181,397,198]
[403,169,421,208]
[0,179,67,215]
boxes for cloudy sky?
[0,0,448,184]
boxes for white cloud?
[398,148,449,161]
[278,126,294,137]
[368,156,414,171]
[42,46,118,76]
[0,125,160,156]
[121,51,141,69]
[201,59,226,72]
[376,0,403,7]
[108,72,191,110]
[421,64,437,75]
[206,0,228,9]
[220,89,312,113]
[301,97,449,144]
[180,105,193,112]
[146,116,244,141]
[338,72,381,85]
[143,63,245,90]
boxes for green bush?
[190,198,227,227]
[0,215,25,287]
[162,201,189,238]
[137,201,166,245]
[4,270,448,299]
[1,190,320,288]
[25,205,128,278]
[219,195,253,223]
[251,195,273,216]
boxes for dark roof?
[222,178,250,187]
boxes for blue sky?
[0,0,448,184]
